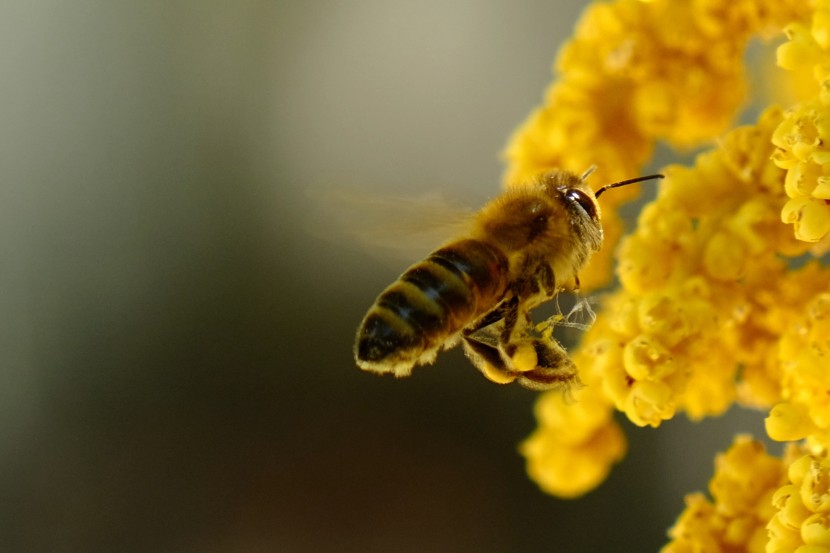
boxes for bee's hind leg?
[461,334,518,385]
[469,330,581,393]
[461,295,524,384]
[494,299,582,393]
[462,291,581,393]
[513,335,581,393]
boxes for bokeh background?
[0,1,770,551]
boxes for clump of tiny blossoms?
[504,0,806,291]
[504,0,830,551]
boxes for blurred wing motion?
[306,186,477,265]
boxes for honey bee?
[354,169,663,391]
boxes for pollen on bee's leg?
[515,336,581,393]
[462,336,517,385]
[480,362,518,385]
[507,341,539,373]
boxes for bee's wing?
[306,187,478,267]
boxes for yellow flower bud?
[778,24,820,71]
[623,334,675,380]
[783,197,830,242]
[769,512,807,552]
[520,419,626,498]
[813,177,830,199]
[774,484,814,529]
[624,380,675,427]
[792,456,816,486]
[637,293,691,348]
[609,296,641,337]
[803,513,830,546]
[813,7,830,49]
[704,230,747,281]
[801,457,830,513]
[767,403,816,441]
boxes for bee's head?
[542,168,665,252]
[537,170,604,252]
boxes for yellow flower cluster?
[519,334,626,498]
[505,4,830,551]
[767,451,830,552]
[519,108,816,499]
[503,0,808,291]
[608,107,824,426]
[662,437,795,553]
[774,2,830,243]
[766,285,830,447]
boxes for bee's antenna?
[595,174,664,198]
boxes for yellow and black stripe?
[355,239,508,372]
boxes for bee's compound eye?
[565,189,597,220]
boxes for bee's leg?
[461,334,517,385]
[499,295,522,341]
[463,296,525,385]
[515,255,557,300]
[495,289,541,356]
[501,258,555,345]
[471,332,580,392]
[538,262,556,299]
[463,296,514,337]
[464,266,580,391]
[463,294,526,357]
[514,336,581,393]
[493,296,581,393]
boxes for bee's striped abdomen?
[355,239,508,377]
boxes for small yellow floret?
[767,452,830,552]
[624,379,675,427]
[774,485,813,530]
[800,457,830,513]
[514,0,823,513]
[767,403,817,441]
[663,436,789,553]
[774,5,830,243]
[622,334,675,380]
[803,513,830,546]
[520,408,626,498]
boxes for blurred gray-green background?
[0,1,768,551]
